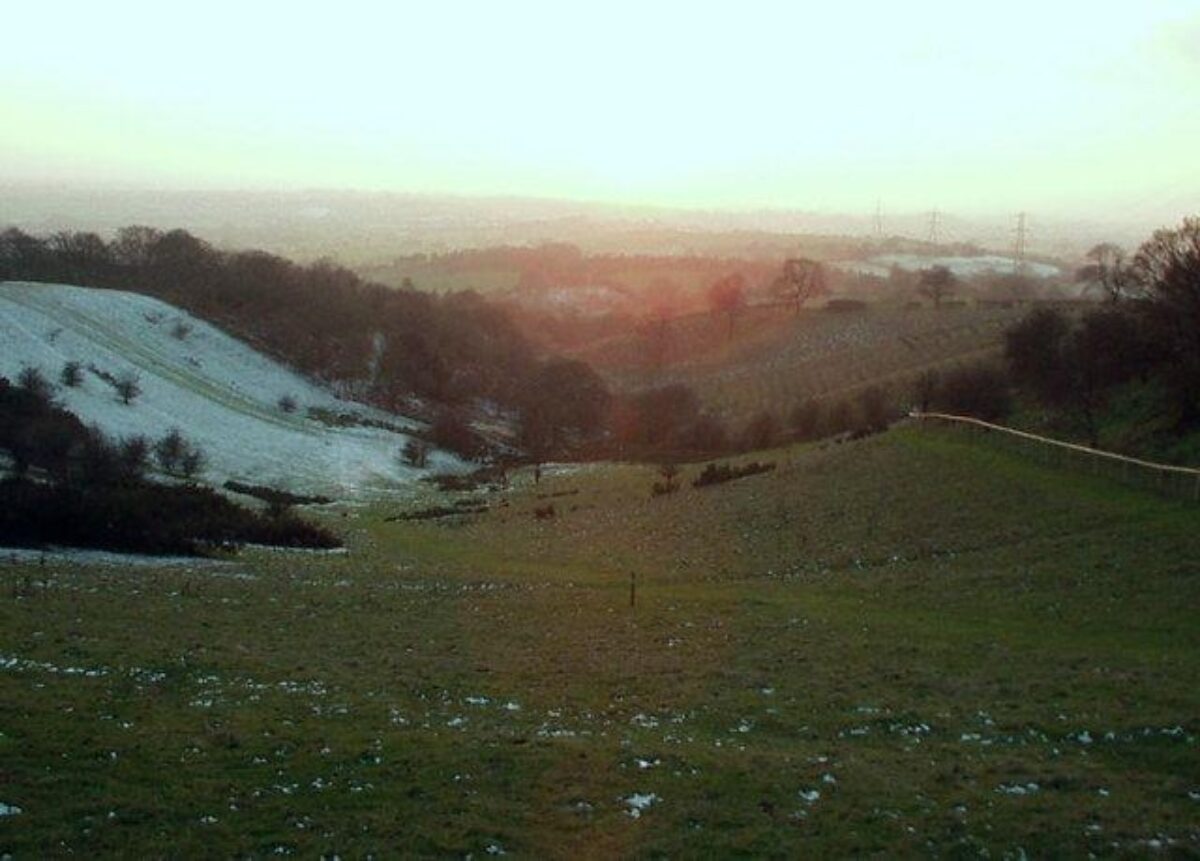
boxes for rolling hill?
[0,281,465,498]
[576,303,1038,418]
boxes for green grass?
[1,427,1197,857]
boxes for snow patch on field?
[0,282,466,497]
[0,545,232,568]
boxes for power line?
[926,208,941,244]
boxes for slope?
[575,303,1032,418]
[0,281,464,498]
[0,427,1196,855]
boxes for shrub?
[114,371,141,405]
[155,428,187,473]
[155,428,205,477]
[17,366,52,401]
[277,394,298,413]
[179,447,206,481]
[402,437,430,468]
[934,364,1012,421]
[60,360,84,388]
[692,460,776,488]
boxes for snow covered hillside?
[0,282,465,498]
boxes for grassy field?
[575,304,1032,419]
[1,426,1198,857]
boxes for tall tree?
[707,273,746,340]
[1075,242,1129,302]
[1127,217,1200,422]
[772,257,828,315]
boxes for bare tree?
[179,447,206,481]
[772,257,828,315]
[918,266,957,308]
[1127,217,1200,421]
[114,371,141,405]
[17,366,53,400]
[1075,242,1129,302]
[707,273,746,340]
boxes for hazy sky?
[3,1,1198,216]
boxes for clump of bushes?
[60,361,84,388]
[0,375,340,555]
[919,363,1012,421]
[154,428,206,478]
[693,460,776,488]
[401,437,430,468]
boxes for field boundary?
[911,410,1200,501]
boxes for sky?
[2,1,1198,217]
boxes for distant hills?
[4,185,1191,264]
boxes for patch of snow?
[0,545,231,568]
[996,782,1040,796]
[0,282,468,498]
[624,792,659,818]
[0,802,22,816]
[798,789,821,804]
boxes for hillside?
[0,282,464,498]
[577,303,1034,418]
[0,426,1195,855]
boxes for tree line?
[0,372,338,554]
[0,226,541,411]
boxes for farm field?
[1,426,1196,857]
[575,305,1034,418]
